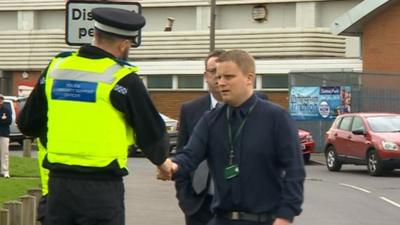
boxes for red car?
[298,129,315,163]
[325,113,400,176]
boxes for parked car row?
[3,95,317,163]
[325,113,400,176]
[129,111,317,164]
[6,93,399,176]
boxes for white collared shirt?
[210,94,222,109]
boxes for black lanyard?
[226,99,258,165]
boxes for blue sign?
[290,86,351,121]
[52,80,97,102]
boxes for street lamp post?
[209,0,216,52]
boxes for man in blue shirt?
[160,50,305,225]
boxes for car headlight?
[381,140,399,151]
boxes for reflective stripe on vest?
[44,53,137,169]
[50,64,122,84]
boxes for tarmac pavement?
[125,157,184,225]
[309,152,326,165]
[124,153,326,225]
[9,147,326,225]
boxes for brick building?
[332,0,400,92]
[333,0,400,72]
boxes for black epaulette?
[54,51,74,58]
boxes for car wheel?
[128,148,137,157]
[303,153,311,164]
[367,150,383,176]
[128,145,143,157]
[325,146,342,171]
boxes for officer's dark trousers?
[207,216,274,225]
[46,177,124,225]
[185,194,213,225]
[37,195,48,225]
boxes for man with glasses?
[175,50,226,225]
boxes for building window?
[261,74,288,89]
[178,75,203,89]
[147,75,172,89]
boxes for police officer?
[18,7,173,225]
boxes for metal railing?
[290,71,400,151]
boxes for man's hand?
[156,158,178,181]
[273,218,291,225]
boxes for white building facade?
[0,0,362,117]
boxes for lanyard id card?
[224,164,239,180]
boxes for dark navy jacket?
[0,104,12,137]
[173,94,305,222]
[175,94,212,215]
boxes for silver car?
[128,113,178,157]
[3,96,27,144]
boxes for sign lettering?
[66,1,141,46]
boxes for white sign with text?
[66,1,141,46]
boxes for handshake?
[156,158,178,181]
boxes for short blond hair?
[216,49,255,75]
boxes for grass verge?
[0,155,41,206]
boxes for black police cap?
[91,7,145,38]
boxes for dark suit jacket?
[175,94,211,215]
[175,92,267,215]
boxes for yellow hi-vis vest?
[44,52,137,169]
[37,138,49,195]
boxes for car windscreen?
[367,116,400,132]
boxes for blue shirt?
[173,94,305,222]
